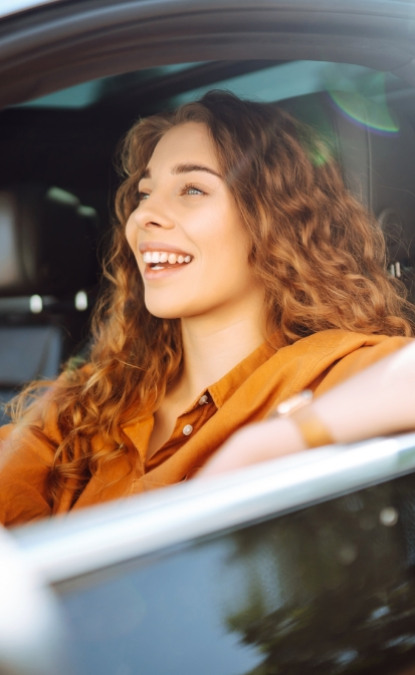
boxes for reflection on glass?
[221,478,415,674]
[54,474,415,674]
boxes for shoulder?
[0,423,13,442]
[266,329,411,376]
[311,330,413,394]
[297,328,411,352]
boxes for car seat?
[0,185,99,423]
[279,90,415,302]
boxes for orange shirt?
[0,329,412,527]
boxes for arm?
[0,423,56,527]
[0,390,64,527]
[198,340,415,478]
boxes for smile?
[142,251,193,269]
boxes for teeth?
[142,250,192,266]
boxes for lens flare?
[326,70,400,136]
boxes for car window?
[0,51,414,453]
[15,60,396,109]
[0,0,60,18]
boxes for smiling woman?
[0,90,414,527]
[126,121,265,329]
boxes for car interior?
[2,4,415,671]
[1,58,415,423]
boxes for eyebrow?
[172,163,222,178]
[140,163,222,181]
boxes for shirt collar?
[207,338,278,408]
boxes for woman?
[1,90,414,527]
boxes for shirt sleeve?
[0,415,58,528]
[315,335,413,395]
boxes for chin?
[144,295,198,321]
[144,304,182,320]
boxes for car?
[1,1,415,673]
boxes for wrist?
[273,390,335,449]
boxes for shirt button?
[183,424,193,436]
[198,394,209,405]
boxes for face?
[125,121,265,327]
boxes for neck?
[171,312,267,405]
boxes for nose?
[132,192,175,230]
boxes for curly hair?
[9,90,415,510]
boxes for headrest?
[279,91,415,272]
[0,185,99,297]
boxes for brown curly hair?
[9,90,415,510]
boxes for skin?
[125,122,267,454]
[126,121,265,330]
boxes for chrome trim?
[0,527,69,675]
[13,432,415,586]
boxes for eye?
[136,190,150,204]
[182,183,205,196]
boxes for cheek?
[125,216,137,253]
[125,217,146,280]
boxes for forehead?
[146,121,219,172]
